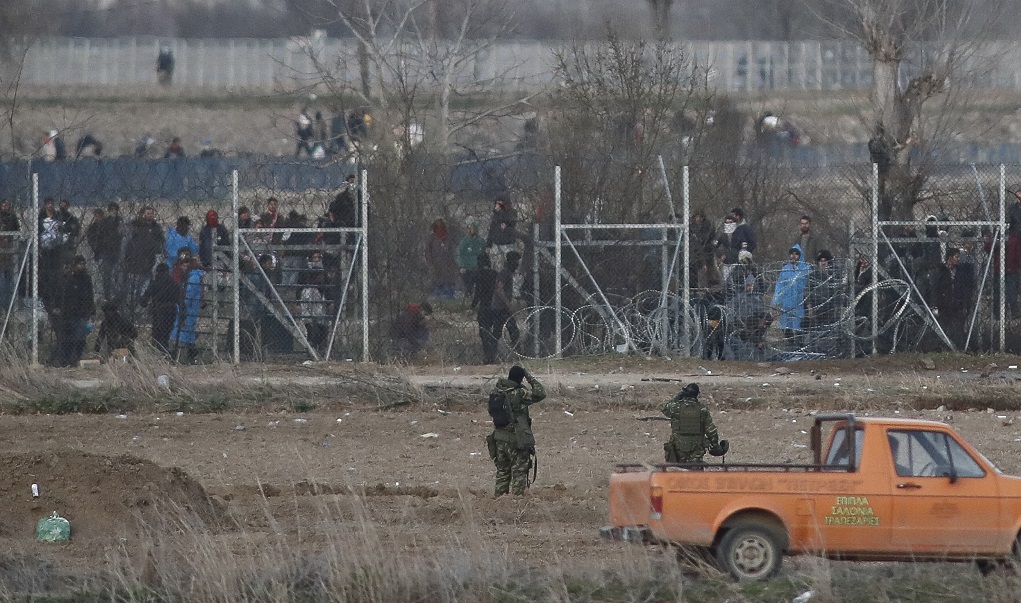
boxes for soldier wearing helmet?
[662,383,724,465]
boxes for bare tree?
[547,31,713,223]
[0,2,41,161]
[819,0,1007,220]
[0,46,28,161]
[314,0,531,153]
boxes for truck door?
[888,429,1000,553]
[814,425,892,553]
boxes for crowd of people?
[396,191,1021,363]
[687,195,1021,359]
[3,182,1020,367]
[0,174,365,367]
[390,196,527,363]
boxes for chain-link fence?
[1,160,1019,366]
[0,159,366,367]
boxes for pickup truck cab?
[603,413,1021,581]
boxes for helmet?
[708,440,730,457]
[681,383,700,397]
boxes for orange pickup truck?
[603,413,1021,581]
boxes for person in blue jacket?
[170,257,205,364]
[772,243,810,346]
[164,216,199,268]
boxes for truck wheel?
[715,524,783,582]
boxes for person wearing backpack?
[485,365,546,497]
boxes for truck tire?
[715,524,784,582]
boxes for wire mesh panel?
[0,217,31,355]
[19,159,245,366]
[853,164,1012,354]
[234,160,362,362]
[5,159,1020,365]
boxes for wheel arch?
[713,509,790,551]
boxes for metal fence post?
[554,165,562,358]
[231,169,240,364]
[681,166,690,358]
[1000,164,1006,352]
[31,173,39,367]
[871,162,879,355]
[361,168,370,362]
[532,223,540,358]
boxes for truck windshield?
[825,427,863,468]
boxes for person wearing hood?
[198,210,230,269]
[772,244,811,344]
[426,218,458,299]
[165,216,199,268]
[485,365,545,496]
[170,257,205,364]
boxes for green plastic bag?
[36,512,71,543]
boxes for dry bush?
[101,490,693,603]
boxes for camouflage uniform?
[662,389,719,464]
[488,372,546,496]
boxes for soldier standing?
[662,383,721,465]
[486,365,546,496]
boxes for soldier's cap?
[682,383,700,397]
[508,365,526,384]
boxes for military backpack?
[488,389,512,428]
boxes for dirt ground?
[3,354,1021,584]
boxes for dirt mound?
[0,449,227,542]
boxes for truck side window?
[825,427,864,468]
[887,433,911,477]
[889,430,985,478]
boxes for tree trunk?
[872,57,919,221]
[358,41,371,101]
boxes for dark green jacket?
[662,394,718,459]
[457,233,485,269]
[491,376,545,442]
